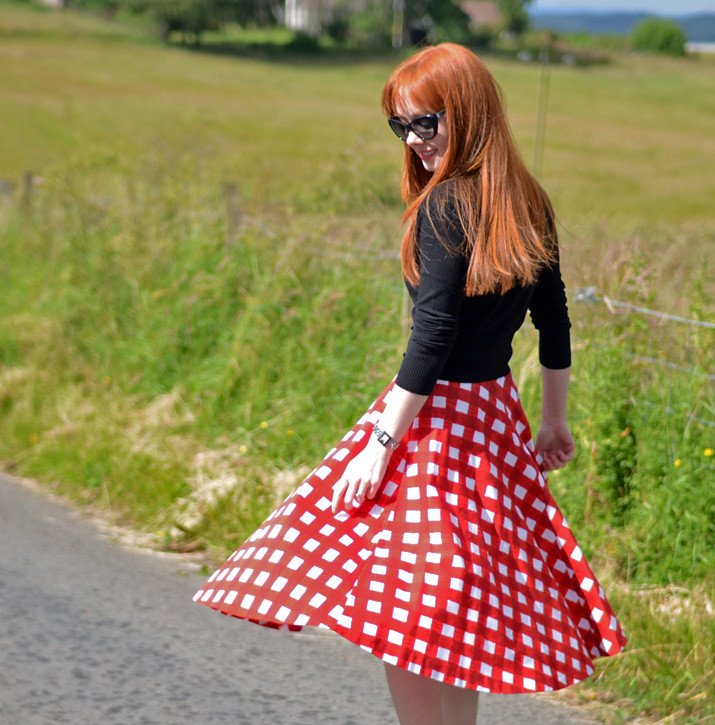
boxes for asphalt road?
[0,471,600,724]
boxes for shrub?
[348,0,392,48]
[286,31,321,54]
[148,0,224,44]
[631,17,687,57]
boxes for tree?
[408,0,470,43]
[145,0,224,44]
[631,18,687,57]
[496,0,533,37]
[224,0,280,27]
[141,0,279,45]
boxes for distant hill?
[530,11,715,42]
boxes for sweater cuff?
[538,326,571,369]
[395,351,446,396]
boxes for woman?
[194,43,626,724]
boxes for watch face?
[374,424,397,448]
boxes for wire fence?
[639,400,715,429]
[303,236,715,384]
[7,176,713,429]
[298,238,715,430]
[573,287,715,330]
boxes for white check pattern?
[194,375,626,693]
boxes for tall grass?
[0,4,713,720]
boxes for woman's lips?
[417,148,436,160]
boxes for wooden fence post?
[22,171,35,206]
[224,183,241,247]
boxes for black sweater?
[395,192,571,396]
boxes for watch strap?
[373,423,399,450]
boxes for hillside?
[531,10,715,42]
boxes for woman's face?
[395,96,449,173]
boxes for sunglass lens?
[388,118,408,140]
[412,116,437,139]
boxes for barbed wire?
[574,287,714,329]
[305,245,399,262]
[299,249,713,379]
[573,337,714,381]
[639,400,715,429]
[296,250,713,333]
[628,354,715,381]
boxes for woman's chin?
[421,158,438,172]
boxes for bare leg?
[384,664,479,725]
[440,682,479,725]
[384,663,443,724]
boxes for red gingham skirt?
[193,374,626,693]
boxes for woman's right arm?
[528,219,574,471]
[535,366,575,471]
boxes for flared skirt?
[193,374,626,693]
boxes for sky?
[532,0,715,14]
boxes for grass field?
[1,2,713,721]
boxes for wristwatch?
[373,422,400,450]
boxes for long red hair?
[382,43,556,295]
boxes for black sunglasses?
[387,110,446,141]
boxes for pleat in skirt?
[193,374,626,693]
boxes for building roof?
[460,1,502,28]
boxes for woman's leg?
[440,681,479,725]
[384,664,479,725]
[383,663,443,724]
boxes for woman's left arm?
[331,385,427,513]
[331,191,466,513]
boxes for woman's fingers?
[541,446,574,472]
[344,477,360,506]
[331,453,389,513]
[331,480,345,513]
[332,475,354,513]
[331,474,366,513]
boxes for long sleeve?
[395,196,468,395]
[528,242,571,370]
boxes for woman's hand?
[535,420,575,472]
[331,440,393,514]
[330,385,426,514]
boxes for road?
[0,471,600,724]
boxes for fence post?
[224,183,241,247]
[22,171,35,207]
[532,51,551,179]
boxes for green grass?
[0,4,713,720]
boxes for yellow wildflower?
[674,458,682,468]
[239,445,247,454]
[704,448,713,457]
[259,421,268,429]
[287,429,295,437]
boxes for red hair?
[382,43,556,295]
